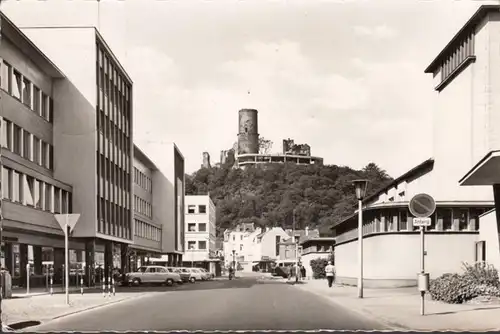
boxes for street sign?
[413,217,432,227]
[54,213,81,306]
[55,214,81,234]
[409,193,436,218]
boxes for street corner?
[3,291,157,331]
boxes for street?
[27,277,387,331]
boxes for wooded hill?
[185,160,392,236]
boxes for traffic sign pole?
[409,194,436,317]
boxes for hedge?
[429,262,500,304]
[310,254,334,279]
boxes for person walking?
[325,261,335,288]
[300,265,306,280]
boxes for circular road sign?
[409,193,436,218]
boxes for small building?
[300,237,335,280]
[183,194,219,274]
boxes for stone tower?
[237,109,259,155]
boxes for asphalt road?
[30,277,387,331]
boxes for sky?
[2,0,496,177]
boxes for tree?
[259,137,273,154]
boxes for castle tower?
[202,152,211,169]
[237,109,259,155]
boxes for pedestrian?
[325,261,335,288]
[300,265,306,280]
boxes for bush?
[429,262,500,304]
[310,254,334,279]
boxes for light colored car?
[184,267,204,281]
[167,267,191,283]
[198,268,214,280]
[125,266,182,286]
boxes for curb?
[14,292,157,331]
[296,284,409,331]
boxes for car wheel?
[165,279,174,286]
[132,278,141,286]
[189,277,196,283]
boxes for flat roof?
[1,13,65,78]
[425,5,498,74]
[134,144,158,171]
[459,150,500,186]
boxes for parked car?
[168,267,191,283]
[198,268,214,280]
[184,267,204,282]
[179,268,197,283]
[124,266,182,286]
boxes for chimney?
[305,226,309,236]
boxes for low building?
[184,194,218,274]
[299,237,335,280]
[236,153,323,169]
[222,223,257,268]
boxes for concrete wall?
[301,252,331,280]
[479,209,500,269]
[335,232,478,288]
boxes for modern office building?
[130,145,162,268]
[0,19,134,286]
[184,195,217,273]
[0,12,79,288]
[332,5,498,288]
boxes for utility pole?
[292,209,298,281]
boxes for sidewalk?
[298,279,500,331]
[3,289,154,327]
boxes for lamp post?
[353,179,369,299]
[232,249,236,270]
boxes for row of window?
[187,240,207,250]
[187,204,207,214]
[98,133,130,175]
[440,31,474,83]
[0,61,53,123]
[134,195,152,218]
[335,207,490,244]
[96,43,131,139]
[97,196,132,240]
[2,167,71,214]
[187,222,207,232]
[133,167,152,193]
[97,153,131,210]
[97,110,131,157]
[2,119,53,170]
[134,218,161,242]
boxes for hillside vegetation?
[185,161,393,236]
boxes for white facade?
[222,226,289,271]
[184,195,216,263]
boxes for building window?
[198,223,207,232]
[188,223,196,232]
[41,142,48,168]
[35,180,42,209]
[239,244,242,251]
[12,171,20,203]
[33,136,40,164]
[54,188,61,213]
[439,208,453,231]
[41,93,48,119]
[33,86,41,114]
[399,210,408,231]
[23,131,31,160]
[2,119,10,149]
[456,208,469,231]
[199,241,207,250]
[45,183,52,211]
[2,167,11,200]
[188,241,196,250]
[187,205,196,214]
[232,235,235,241]
[13,125,21,155]
[199,205,206,214]
[12,70,22,100]
[24,175,35,207]
[475,241,486,262]
[1,61,11,92]
[22,77,31,107]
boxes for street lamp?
[232,249,236,270]
[353,179,369,299]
